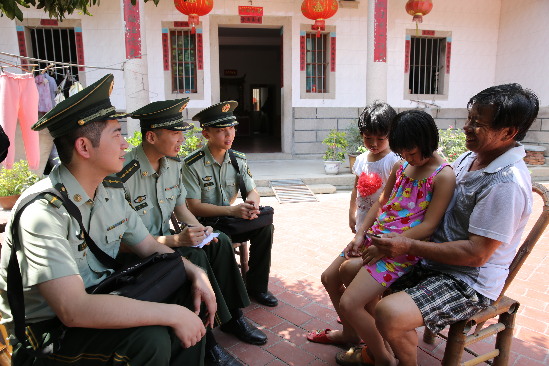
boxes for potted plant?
[438,126,467,162]
[322,129,348,174]
[0,160,40,210]
[345,124,367,169]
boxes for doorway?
[218,27,282,153]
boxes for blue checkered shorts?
[390,264,493,333]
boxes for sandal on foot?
[306,329,347,345]
[335,346,374,366]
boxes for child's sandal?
[306,329,347,345]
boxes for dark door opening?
[218,27,282,153]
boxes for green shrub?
[125,126,205,157]
[322,130,348,161]
[438,126,467,162]
[345,124,364,155]
[0,160,40,196]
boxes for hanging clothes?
[43,73,57,106]
[0,71,40,170]
[69,81,84,97]
[54,73,68,104]
[35,74,53,113]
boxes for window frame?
[162,22,204,100]
[403,29,451,101]
[170,29,198,94]
[300,24,336,99]
[16,18,86,85]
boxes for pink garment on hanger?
[0,72,40,170]
[35,74,53,112]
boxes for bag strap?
[228,149,248,202]
[7,187,121,354]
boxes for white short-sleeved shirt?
[352,151,400,230]
[425,145,532,300]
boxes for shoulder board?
[43,193,63,208]
[167,156,181,162]
[231,150,246,160]
[116,159,140,182]
[184,150,205,166]
[103,177,124,188]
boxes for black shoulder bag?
[199,150,274,236]
[7,188,187,357]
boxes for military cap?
[192,101,239,128]
[32,74,127,138]
[131,98,192,131]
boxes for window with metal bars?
[408,36,446,95]
[170,30,197,93]
[29,27,79,80]
[305,33,328,93]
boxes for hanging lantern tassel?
[188,14,199,34]
[313,19,325,38]
[405,0,433,35]
[413,13,423,34]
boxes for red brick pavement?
[213,190,549,365]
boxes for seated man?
[120,99,267,362]
[182,101,278,309]
[338,83,539,366]
[0,74,216,366]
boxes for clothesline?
[0,51,124,71]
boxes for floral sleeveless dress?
[363,162,449,287]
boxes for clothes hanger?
[40,63,55,74]
[0,61,38,73]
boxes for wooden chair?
[232,241,249,278]
[170,213,249,278]
[422,182,549,366]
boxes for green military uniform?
[119,144,250,324]
[0,74,204,365]
[181,101,274,294]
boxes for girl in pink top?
[308,110,456,365]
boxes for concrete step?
[530,164,549,181]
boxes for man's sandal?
[335,346,374,366]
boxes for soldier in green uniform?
[120,99,267,364]
[182,101,278,316]
[0,74,216,365]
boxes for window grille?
[408,37,445,95]
[29,27,79,80]
[305,33,328,93]
[170,30,197,93]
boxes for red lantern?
[301,0,338,38]
[405,0,433,30]
[174,0,214,34]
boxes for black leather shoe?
[205,344,242,366]
[220,317,268,345]
[249,290,278,307]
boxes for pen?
[184,223,209,234]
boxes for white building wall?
[387,0,501,109]
[2,0,546,110]
[496,0,549,106]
